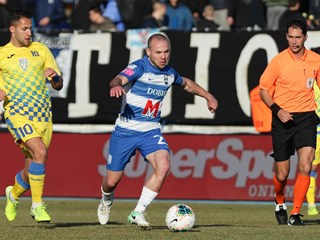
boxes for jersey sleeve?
[42,44,61,76]
[118,61,144,82]
[172,68,183,86]
[259,57,278,91]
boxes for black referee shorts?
[271,111,320,162]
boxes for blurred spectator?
[180,0,209,25]
[102,0,125,31]
[103,0,153,30]
[278,0,303,30]
[263,0,289,30]
[228,0,266,31]
[71,0,106,31]
[306,0,320,29]
[141,0,168,29]
[123,0,153,29]
[165,0,194,31]
[0,0,27,29]
[196,4,222,31]
[89,4,116,31]
[299,0,309,16]
[31,0,70,32]
[208,0,230,30]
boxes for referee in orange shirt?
[259,19,320,226]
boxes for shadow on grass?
[304,219,320,225]
[19,221,124,229]
[151,224,233,231]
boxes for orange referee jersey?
[259,47,320,113]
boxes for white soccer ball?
[165,204,195,232]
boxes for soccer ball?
[165,204,195,232]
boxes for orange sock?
[273,174,286,204]
[291,173,310,215]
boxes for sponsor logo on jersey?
[122,68,134,76]
[147,87,167,96]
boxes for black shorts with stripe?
[271,111,320,162]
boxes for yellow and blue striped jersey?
[0,42,60,122]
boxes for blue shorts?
[106,127,170,171]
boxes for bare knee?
[102,171,123,192]
[275,173,287,183]
[31,146,48,163]
[156,159,170,178]
[298,162,312,176]
[275,168,289,182]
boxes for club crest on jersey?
[306,78,314,89]
[164,75,168,85]
[19,58,28,71]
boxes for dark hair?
[89,4,102,14]
[286,19,307,35]
[9,9,32,26]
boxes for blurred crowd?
[0,0,320,33]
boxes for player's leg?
[289,117,318,225]
[98,170,123,225]
[307,163,319,215]
[288,146,314,226]
[4,117,32,221]
[273,159,290,225]
[137,149,170,210]
[128,149,170,229]
[5,158,31,221]
[306,136,320,215]
[98,132,134,225]
[25,137,51,222]
[128,130,170,229]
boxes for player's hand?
[277,109,293,123]
[0,88,7,101]
[44,68,58,79]
[207,95,218,113]
[110,86,126,98]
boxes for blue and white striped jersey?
[114,55,183,133]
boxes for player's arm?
[0,88,6,101]
[45,68,63,91]
[110,75,129,98]
[182,77,218,113]
[259,88,293,123]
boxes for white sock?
[101,186,113,205]
[134,186,158,214]
[32,202,42,209]
[9,192,16,202]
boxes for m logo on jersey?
[142,100,160,118]
[19,58,28,71]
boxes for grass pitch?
[0,198,320,240]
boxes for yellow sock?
[11,171,30,200]
[28,162,45,204]
[307,172,316,206]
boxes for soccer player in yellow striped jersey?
[306,82,320,215]
[0,9,63,223]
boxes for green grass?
[0,198,320,240]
